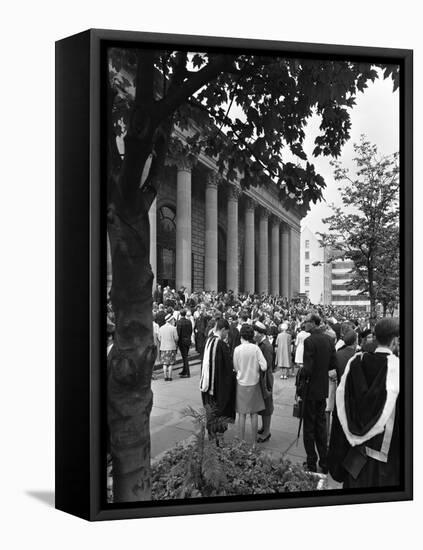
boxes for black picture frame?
[55,28,413,521]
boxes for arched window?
[158,206,176,242]
[157,205,176,288]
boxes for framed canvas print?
[55,29,413,521]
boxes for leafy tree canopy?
[319,137,399,320]
[108,48,399,214]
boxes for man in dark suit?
[227,315,241,357]
[254,321,274,443]
[301,313,337,473]
[335,329,357,379]
[176,309,193,377]
[194,306,210,359]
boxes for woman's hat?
[253,320,267,334]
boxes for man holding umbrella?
[299,313,337,473]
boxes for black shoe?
[257,433,271,443]
[257,428,264,435]
[179,372,186,376]
[303,462,317,473]
[180,374,190,378]
[319,463,328,474]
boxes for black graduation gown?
[328,351,400,488]
[201,338,236,433]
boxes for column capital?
[174,157,194,172]
[259,206,270,220]
[206,171,221,188]
[227,183,242,201]
[244,196,256,212]
[270,214,281,227]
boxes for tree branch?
[156,55,236,122]
[134,50,155,112]
[140,117,174,212]
[186,97,283,181]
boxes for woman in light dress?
[275,323,291,379]
[233,324,267,446]
[294,323,310,374]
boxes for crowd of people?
[107,283,400,489]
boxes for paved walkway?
[150,358,307,465]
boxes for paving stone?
[151,364,308,463]
[151,425,194,459]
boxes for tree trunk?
[367,266,377,329]
[107,194,157,502]
[369,294,377,328]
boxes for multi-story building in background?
[300,226,331,304]
[299,230,371,310]
[331,258,370,311]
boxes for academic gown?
[328,350,400,488]
[201,337,236,433]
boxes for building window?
[305,240,310,249]
[305,251,310,260]
[158,205,177,241]
[305,277,310,286]
[157,205,176,288]
[305,264,310,273]
[305,290,310,297]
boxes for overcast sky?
[300,71,400,236]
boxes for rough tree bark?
[107,50,161,502]
[106,50,227,502]
[107,193,156,501]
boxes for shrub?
[151,407,320,500]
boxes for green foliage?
[319,136,399,322]
[151,407,319,499]
[108,48,399,215]
[151,440,319,499]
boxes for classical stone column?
[226,184,240,294]
[244,198,255,293]
[258,208,269,294]
[271,216,280,296]
[204,172,219,291]
[149,198,157,286]
[281,223,291,298]
[290,228,301,297]
[175,161,192,292]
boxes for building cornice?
[172,125,301,232]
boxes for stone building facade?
[147,154,303,297]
